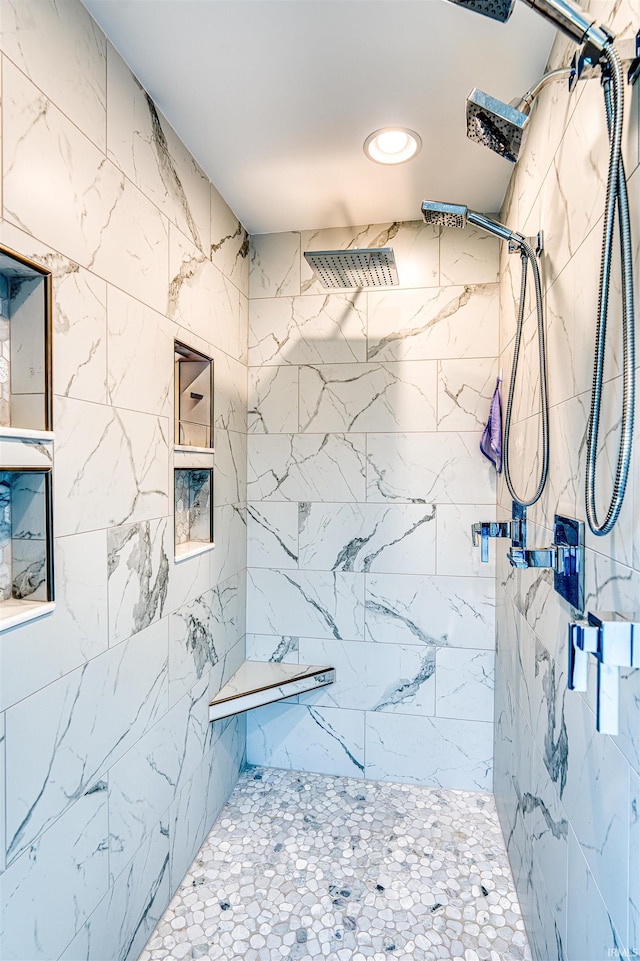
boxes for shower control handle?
[471,521,512,563]
[567,612,640,735]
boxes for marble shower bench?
[208,661,336,721]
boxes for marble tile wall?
[245,220,500,790]
[0,3,248,960]
[493,0,640,957]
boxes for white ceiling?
[82,0,556,235]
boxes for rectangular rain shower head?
[421,201,469,229]
[466,88,530,163]
[303,248,399,289]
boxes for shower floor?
[140,767,531,961]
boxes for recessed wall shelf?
[209,661,336,721]
[174,341,213,451]
[174,467,213,560]
[0,245,52,434]
[0,468,54,632]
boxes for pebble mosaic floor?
[140,767,532,961]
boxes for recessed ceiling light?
[364,127,422,165]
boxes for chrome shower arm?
[515,67,572,110]
[465,210,520,243]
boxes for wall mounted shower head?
[421,201,521,245]
[446,0,612,50]
[466,88,530,163]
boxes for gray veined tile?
[107,45,211,252]
[366,432,495,505]
[246,703,365,778]
[210,183,249,299]
[248,293,367,366]
[365,573,495,650]
[108,519,169,647]
[437,358,498,431]
[298,502,436,574]
[169,589,220,707]
[245,633,300,663]
[1,0,107,152]
[249,232,300,299]
[247,502,299,569]
[247,433,366,502]
[247,569,365,641]
[365,712,493,791]
[435,648,495,722]
[439,225,499,287]
[214,429,248,507]
[214,351,248,434]
[298,361,437,433]
[0,784,109,961]
[248,365,299,434]
[4,619,168,866]
[367,283,499,362]
[297,637,436,716]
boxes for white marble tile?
[210,184,249,298]
[300,221,439,295]
[249,232,300,299]
[630,768,640,956]
[365,572,495,649]
[436,503,497,577]
[365,712,493,791]
[1,0,106,151]
[213,428,247,506]
[0,784,109,961]
[245,633,300,663]
[60,822,170,961]
[436,648,495,722]
[248,364,299,433]
[209,503,247,586]
[0,713,5,873]
[249,292,367,366]
[3,63,169,314]
[107,519,169,646]
[205,714,244,829]
[247,569,364,641]
[437,358,499,431]
[439,225,499,287]
[0,214,108,407]
[167,751,217,890]
[106,45,210,252]
[54,398,169,535]
[213,350,247,434]
[168,228,243,361]
[298,502,436,574]
[247,703,365,778]
[4,619,168,865]
[366,432,496,504]
[248,432,366,502]
[107,286,173,418]
[247,502,299,569]
[299,361,437,433]
[566,827,627,961]
[563,680,631,939]
[0,530,108,712]
[298,637,436,716]
[367,283,499,362]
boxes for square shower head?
[466,88,530,163]
[303,248,399,289]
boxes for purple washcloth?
[479,378,503,472]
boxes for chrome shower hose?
[503,239,550,507]
[585,44,635,536]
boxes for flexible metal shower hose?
[502,239,550,507]
[585,44,635,535]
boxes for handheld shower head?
[466,88,530,163]
[446,0,612,50]
[421,200,522,245]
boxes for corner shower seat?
[208,661,336,721]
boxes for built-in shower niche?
[174,468,214,560]
[0,246,52,435]
[0,469,54,630]
[174,341,213,451]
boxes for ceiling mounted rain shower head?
[303,248,399,289]
[466,88,530,163]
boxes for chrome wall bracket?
[568,612,640,735]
